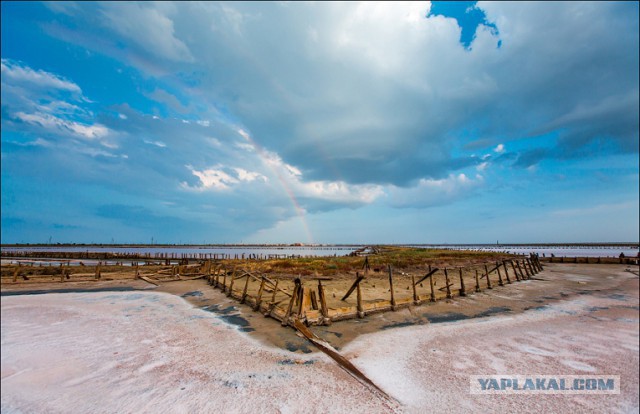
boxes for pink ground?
[2,265,638,413]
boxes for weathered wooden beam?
[526,258,535,275]
[458,267,466,297]
[254,277,266,311]
[310,290,319,311]
[297,286,309,319]
[411,275,420,305]
[356,282,364,318]
[502,261,511,284]
[342,273,365,301]
[521,259,531,279]
[291,320,394,403]
[226,267,237,296]
[515,260,525,280]
[241,273,251,303]
[282,278,301,326]
[444,268,452,299]
[414,268,439,286]
[388,265,396,310]
[429,268,436,302]
[475,269,481,292]
[317,281,330,324]
[510,260,520,281]
[496,262,504,286]
[484,265,492,289]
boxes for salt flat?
[2,265,638,413]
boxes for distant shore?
[2,242,639,248]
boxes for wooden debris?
[342,273,365,301]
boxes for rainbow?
[238,129,314,244]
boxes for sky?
[1,1,638,245]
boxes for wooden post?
[135,264,140,280]
[458,267,466,296]
[221,268,228,291]
[388,265,396,310]
[241,274,251,303]
[511,261,521,281]
[484,264,492,289]
[282,279,300,326]
[522,260,531,279]
[475,269,481,292]
[516,260,526,280]
[503,261,511,284]
[444,268,452,299]
[254,277,266,311]
[526,258,535,275]
[310,290,319,310]
[12,267,19,282]
[356,281,364,318]
[496,262,504,286]
[95,264,101,280]
[226,267,237,296]
[429,269,436,301]
[318,280,329,324]
[297,286,307,319]
[270,278,279,305]
[411,275,420,305]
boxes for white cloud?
[234,168,267,183]
[143,139,167,148]
[100,2,193,62]
[186,165,238,190]
[494,144,505,153]
[388,173,484,208]
[14,112,110,140]
[1,59,82,94]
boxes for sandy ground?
[1,263,638,413]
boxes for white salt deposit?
[1,291,397,413]
[2,268,638,413]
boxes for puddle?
[474,306,512,318]
[423,312,470,323]
[285,341,313,354]
[181,291,203,298]
[380,321,425,330]
[587,306,609,312]
[278,359,315,365]
[201,304,254,332]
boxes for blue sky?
[1,1,638,244]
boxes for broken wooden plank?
[341,273,365,301]
[414,268,439,286]
[139,276,159,286]
[291,320,396,406]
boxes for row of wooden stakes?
[202,254,544,326]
